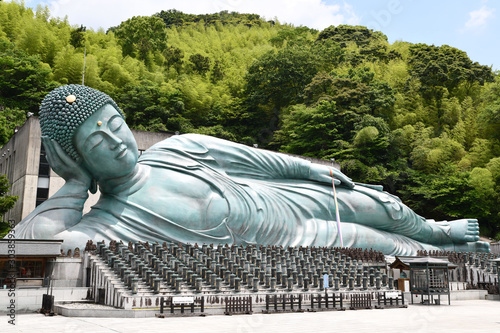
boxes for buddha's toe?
[450,219,480,244]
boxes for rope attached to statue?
[330,168,344,247]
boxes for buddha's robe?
[17,134,445,255]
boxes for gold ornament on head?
[66,94,77,103]
[97,121,102,126]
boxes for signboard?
[323,274,329,288]
[385,291,400,299]
[172,296,194,305]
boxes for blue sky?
[22,0,499,70]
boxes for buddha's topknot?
[39,84,124,161]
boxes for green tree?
[0,107,26,145]
[244,46,320,144]
[0,174,18,238]
[119,80,188,132]
[478,76,500,140]
[315,25,394,65]
[70,25,86,48]
[401,165,498,235]
[0,0,23,40]
[408,44,494,100]
[304,67,395,122]
[155,9,265,28]
[245,46,319,111]
[274,100,356,157]
[113,15,168,66]
[316,25,387,48]
[410,134,466,173]
[163,45,184,69]
[0,39,58,113]
[189,53,211,74]
[52,45,84,84]
[270,26,317,48]
[328,115,398,187]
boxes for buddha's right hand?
[42,136,92,189]
[309,163,355,188]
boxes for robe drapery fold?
[18,134,447,255]
[59,134,441,254]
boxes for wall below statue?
[0,287,89,313]
[46,257,85,287]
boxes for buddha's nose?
[108,133,123,149]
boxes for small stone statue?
[84,240,94,252]
[109,240,117,252]
[12,85,489,255]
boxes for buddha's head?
[40,85,139,180]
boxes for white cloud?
[30,0,358,31]
[465,5,495,29]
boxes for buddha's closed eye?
[86,134,104,152]
[109,116,124,132]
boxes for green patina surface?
[12,85,490,255]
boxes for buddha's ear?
[89,178,98,194]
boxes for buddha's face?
[73,104,139,180]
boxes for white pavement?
[2,300,500,333]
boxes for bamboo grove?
[1,2,500,239]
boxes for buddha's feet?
[449,219,480,243]
[443,240,490,253]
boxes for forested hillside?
[1,2,500,239]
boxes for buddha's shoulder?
[149,134,211,153]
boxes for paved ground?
[2,300,500,333]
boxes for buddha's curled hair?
[39,84,124,161]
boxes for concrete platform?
[2,299,500,332]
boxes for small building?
[0,239,63,288]
[390,256,456,305]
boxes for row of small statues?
[84,239,385,264]
[85,240,499,265]
[416,249,499,264]
[60,247,80,258]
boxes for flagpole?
[330,169,344,247]
[82,45,86,86]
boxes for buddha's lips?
[116,146,127,159]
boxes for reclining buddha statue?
[13,85,490,255]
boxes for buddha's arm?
[177,134,354,188]
[13,137,92,239]
[14,181,89,238]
